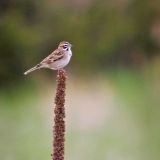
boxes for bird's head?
[58,41,72,51]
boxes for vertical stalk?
[52,69,67,160]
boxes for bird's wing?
[40,49,64,64]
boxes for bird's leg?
[57,70,60,77]
[60,69,67,79]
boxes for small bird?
[24,41,72,75]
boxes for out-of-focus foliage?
[0,1,160,160]
[0,0,160,85]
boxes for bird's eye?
[63,45,68,49]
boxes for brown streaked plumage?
[41,49,64,64]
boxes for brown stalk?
[51,69,67,160]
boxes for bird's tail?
[24,64,42,75]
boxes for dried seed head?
[52,69,67,160]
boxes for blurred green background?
[0,0,160,160]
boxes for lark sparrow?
[24,41,72,75]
